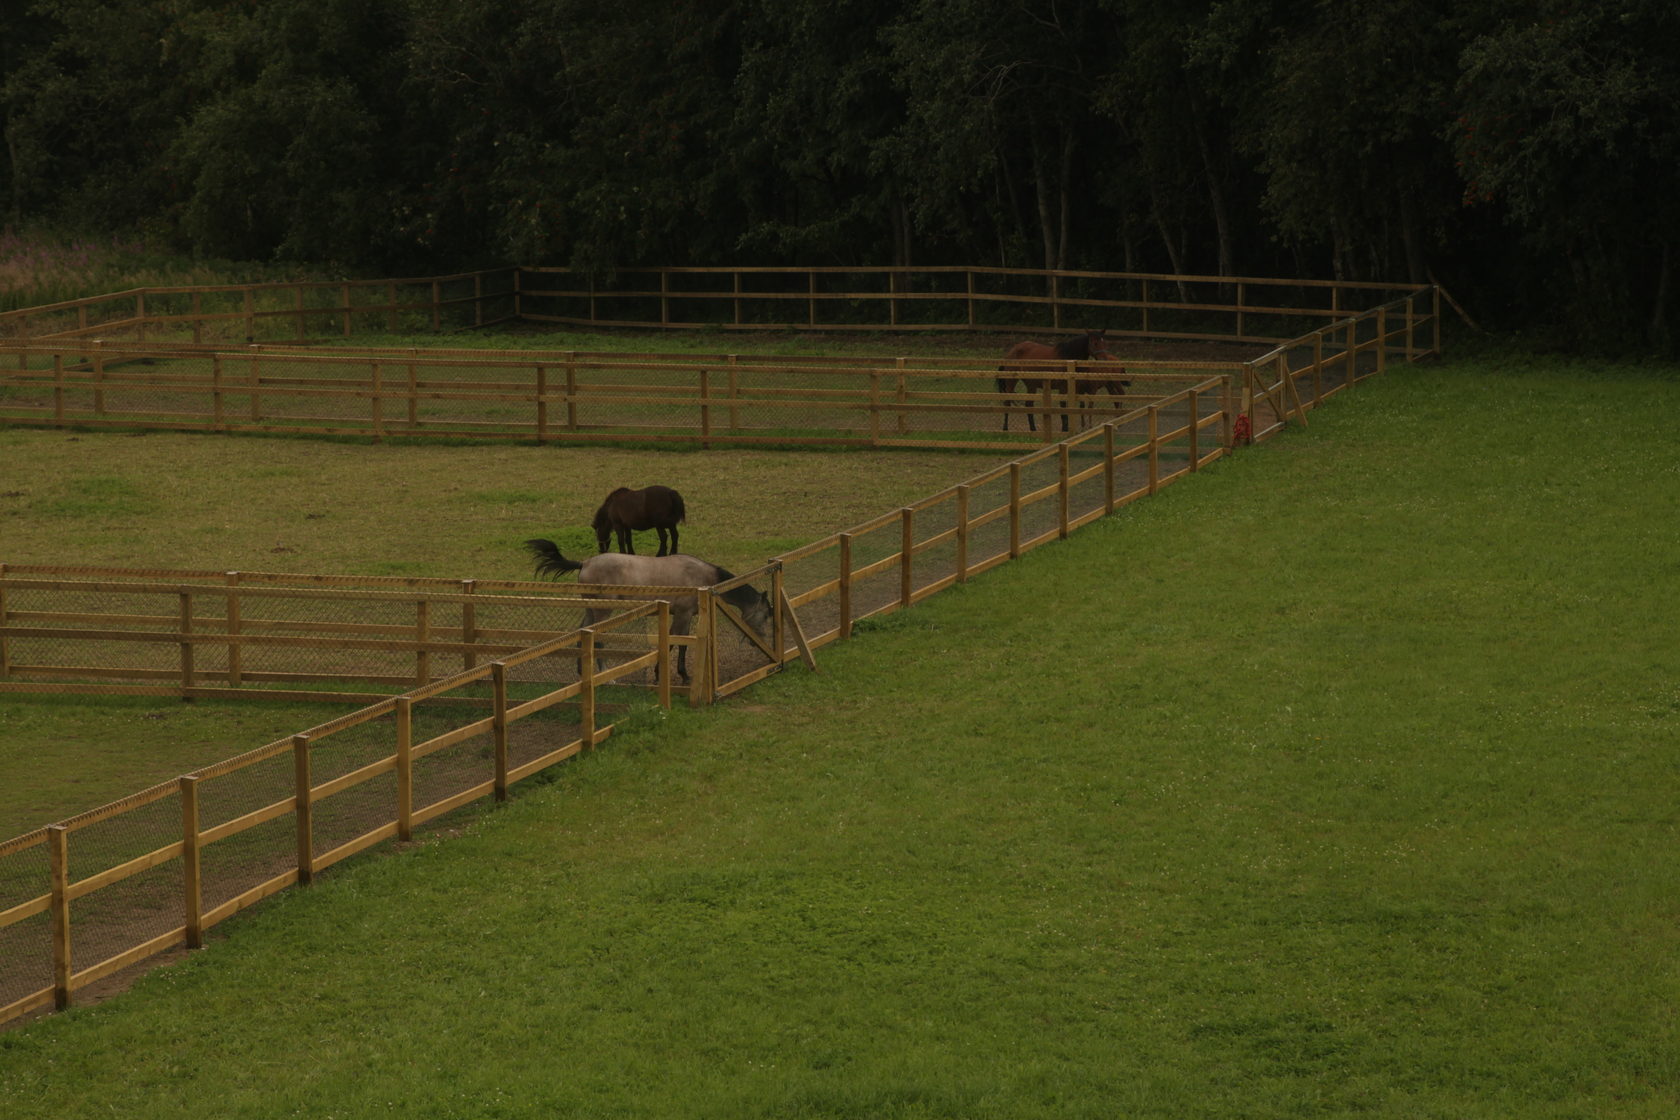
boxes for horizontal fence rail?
[515,265,1431,344]
[0,271,518,345]
[0,285,1439,1028]
[0,339,1242,451]
[0,606,674,1025]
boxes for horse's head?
[1086,329,1114,362]
[591,504,613,553]
[723,583,774,642]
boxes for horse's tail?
[524,538,583,579]
[671,490,687,524]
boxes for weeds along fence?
[0,290,1439,1027]
[0,265,1430,348]
[0,288,1437,450]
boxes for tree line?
[3,0,1677,349]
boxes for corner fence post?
[838,533,855,638]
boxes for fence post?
[387,282,399,333]
[341,283,353,337]
[966,271,976,328]
[370,362,384,443]
[52,353,64,425]
[415,600,431,686]
[91,339,106,416]
[1377,307,1388,376]
[0,565,9,681]
[771,563,786,665]
[955,486,970,583]
[431,281,442,331]
[1009,463,1022,558]
[181,776,203,949]
[461,580,479,671]
[225,572,242,688]
[657,601,672,710]
[1188,390,1201,470]
[896,358,908,435]
[1147,405,1160,494]
[243,288,255,342]
[293,734,313,885]
[1057,444,1070,539]
[1103,422,1117,514]
[248,345,262,422]
[699,368,712,449]
[900,508,914,608]
[49,825,71,1010]
[395,698,413,842]
[211,354,225,432]
[536,365,549,443]
[178,590,195,697]
[565,352,578,430]
[838,533,854,638]
[492,662,509,802]
[727,355,740,431]
[689,596,711,707]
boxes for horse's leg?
[668,523,678,556]
[672,608,693,684]
[619,526,634,555]
[655,526,669,557]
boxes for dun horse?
[524,539,771,684]
[593,485,686,555]
[997,329,1128,432]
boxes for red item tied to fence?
[1233,413,1252,446]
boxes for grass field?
[0,349,1677,1117]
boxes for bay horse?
[524,539,771,684]
[997,329,1127,432]
[593,485,686,556]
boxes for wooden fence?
[0,266,1433,350]
[0,285,1439,1027]
[0,271,518,345]
[0,338,1230,451]
[514,265,1430,344]
[0,607,672,1025]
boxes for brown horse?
[997,329,1127,432]
[593,485,686,555]
[524,540,771,684]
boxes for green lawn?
[0,353,1677,1117]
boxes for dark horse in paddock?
[997,329,1128,432]
[524,540,771,684]
[593,485,687,556]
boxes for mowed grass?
[0,430,997,838]
[1,353,1678,1117]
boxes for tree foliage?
[2,0,1676,347]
